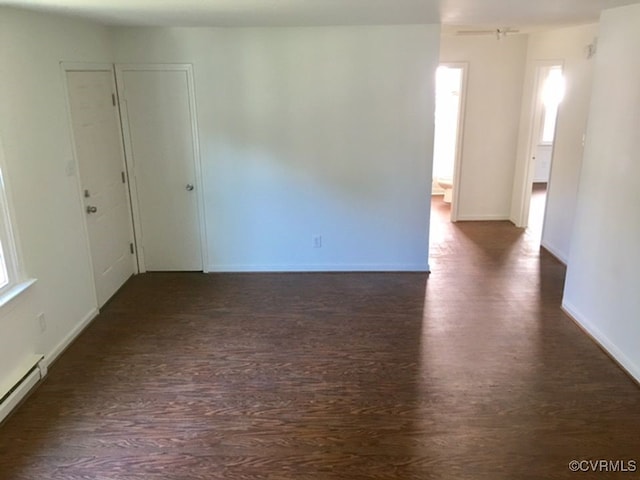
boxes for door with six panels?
[66,68,135,307]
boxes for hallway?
[0,205,638,479]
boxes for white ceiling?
[2,0,639,27]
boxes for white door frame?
[512,60,563,228]
[439,62,469,223]
[60,62,139,310]
[114,64,208,273]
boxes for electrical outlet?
[37,313,46,333]
[313,235,322,248]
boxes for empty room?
[0,0,639,478]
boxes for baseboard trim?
[0,365,41,425]
[45,308,99,370]
[207,263,429,273]
[1,309,99,425]
[562,301,640,386]
[455,214,510,221]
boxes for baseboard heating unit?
[0,354,46,424]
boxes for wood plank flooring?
[0,199,638,479]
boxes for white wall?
[511,24,598,262]
[0,14,438,405]
[113,26,439,271]
[563,4,640,382]
[539,25,598,262]
[440,34,528,220]
[0,9,112,388]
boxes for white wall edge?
[455,214,511,221]
[207,264,429,273]
[540,240,568,264]
[44,308,99,369]
[562,301,640,384]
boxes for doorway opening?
[431,63,466,223]
[429,64,466,266]
[526,64,564,241]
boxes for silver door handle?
[186,184,194,191]
[86,205,97,214]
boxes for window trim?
[0,279,37,309]
[0,137,35,308]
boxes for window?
[0,232,9,289]
[0,168,18,294]
[0,139,33,304]
[540,66,565,144]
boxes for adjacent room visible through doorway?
[431,64,465,223]
[525,64,564,242]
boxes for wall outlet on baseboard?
[312,235,322,248]
[37,313,46,333]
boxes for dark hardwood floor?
[1,199,638,479]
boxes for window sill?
[0,278,37,310]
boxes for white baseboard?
[455,213,510,221]
[509,213,525,227]
[45,308,99,369]
[562,301,640,384]
[207,263,429,273]
[540,241,568,264]
[0,366,41,424]
[1,307,99,423]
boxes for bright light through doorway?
[528,64,565,241]
[433,66,462,182]
[541,66,565,144]
[432,65,464,219]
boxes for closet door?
[117,65,204,271]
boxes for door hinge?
[121,171,126,183]
[112,93,116,106]
[130,243,134,254]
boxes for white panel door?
[117,67,203,271]
[533,144,553,182]
[66,70,135,307]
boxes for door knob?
[86,205,97,214]
[186,184,194,191]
